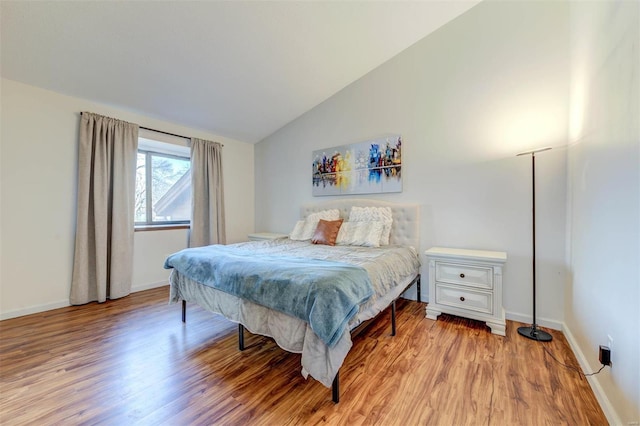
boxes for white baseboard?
[131,280,169,292]
[505,310,563,331]
[0,300,70,321]
[562,322,622,426]
[1,281,169,321]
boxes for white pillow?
[289,220,306,240]
[300,219,320,240]
[348,206,393,245]
[289,209,341,241]
[336,221,383,247]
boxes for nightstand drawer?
[435,262,493,290]
[435,284,493,314]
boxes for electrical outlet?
[599,345,612,366]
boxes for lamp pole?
[516,147,553,342]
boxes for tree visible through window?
[135,150,191,225]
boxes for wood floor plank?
[0,286,607,425]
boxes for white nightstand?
[425,247,507,336]
[247,232,288,241]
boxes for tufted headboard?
[301,199,420,249]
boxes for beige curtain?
[189,138,226,247]
[70,112,138,304]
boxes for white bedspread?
[169,239,420,388]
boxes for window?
[135,138,191,226]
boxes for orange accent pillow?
[311,219,344,246]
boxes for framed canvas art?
[312,135,402,196]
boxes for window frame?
[135,147,191,228]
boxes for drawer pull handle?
[459,273,465,278]
[460,296,465,302]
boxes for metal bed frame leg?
[416,275,421,303]
[332,371,340,403]
[182,300,186,322]
[238,324,245,351]
[391,300,397,336]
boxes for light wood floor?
[0,286,607,425]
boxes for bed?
[165,199,421,402]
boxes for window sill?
[135,224,190,232]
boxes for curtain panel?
[70,112,138,304]
[189,138,226,247]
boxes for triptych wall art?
[312,135,402,196]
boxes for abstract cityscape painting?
[312,135,402,196]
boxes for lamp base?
[518,326,553,342]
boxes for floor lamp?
[517,147,553,342]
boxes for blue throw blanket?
[164,245,373,347]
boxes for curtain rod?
[139,126,189,140]
[80,112,223,146]
[140,126,224,147]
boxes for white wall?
[255,1,569,327]
[565,1,639,423]
[0,78,255,318]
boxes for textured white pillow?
[336,221,383,247]
[348,206,393,245]
[289,220,306,240]
[290,209,341,241]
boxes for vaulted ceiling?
[1,1,479,143]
